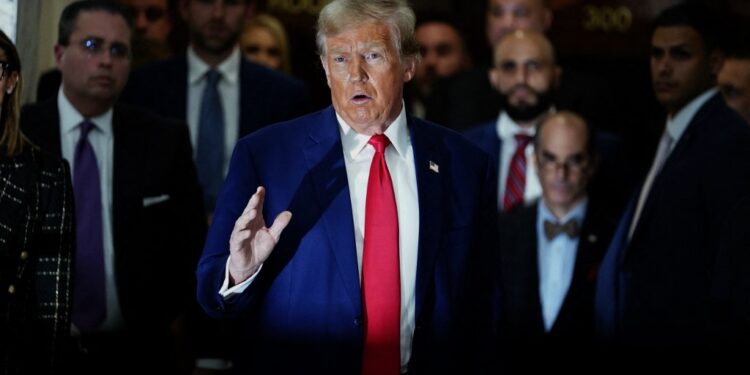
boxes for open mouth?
[350,93,372,104]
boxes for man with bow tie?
[495,111,619,371]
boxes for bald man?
[428,0,614,134]
[464,31,628,214]
[495,111,619,370]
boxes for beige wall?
[19,0,75,104]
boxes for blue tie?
[72,120,106,333]
[196,69,225,212]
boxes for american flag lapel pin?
[429,160,439,173]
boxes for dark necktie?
[361,134,400,375]
[543,219,580,241]
[72,120,106,333]
[503,134,533,212]
[196,69,225,212]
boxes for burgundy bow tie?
[543,219,580,240]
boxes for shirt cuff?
[219,256,262,298]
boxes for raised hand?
[228,186,292,285]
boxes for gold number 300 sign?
[582,5,633,33]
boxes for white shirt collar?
[666,88,718,143]
[496,108,555,141]
[187,45,241,85]
[539,196,588,226]
[337,102,410,161]
[57,87,113,137]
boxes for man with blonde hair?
[196,0,496,373]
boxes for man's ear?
[489,67,500,91]
[709,49,725,78]
[553,65,562,89]
[403,57,416,82]
[5,72,18,95]
[54,44,65,68]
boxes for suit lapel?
[410,117,444,321]
[301,107,361,312]
[111,105,144,294]
[632,94,720,239]
[163,56,188,121]
[516,204,545,333]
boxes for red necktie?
[503,134,533,212]
[361,134,401,375]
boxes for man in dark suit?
[20,2,206,374]
[196,0,497,373]
[497,111,618,371]
[595,2,750,364]
[123,0,310,213]
[464,30,629,214]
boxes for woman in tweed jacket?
[0,30,74,375]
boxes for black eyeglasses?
[76,37,130,60]
[0,61,10,80]
[537,151,590,174]
[130,6,166,22]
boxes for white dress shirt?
[186,46,241,176]
[536,198,587,331]
[220,105,419,371]
[496,111,543,210]
[628,88,718,238]
[58,88,125,333]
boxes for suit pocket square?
[143,194,170,207]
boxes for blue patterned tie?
[196,69,225,212]
[72,120,106,333]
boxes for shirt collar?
[337,102,410,161]
[496,107,555,141]
[538,197,588,226]
[57,86,113,137]
[666,88,718,143]
[187,45,241,85]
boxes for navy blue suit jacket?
[122,54,311,137]
[595,94,750,350]
[196,106,497,374]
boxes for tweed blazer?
[0,145,74,375]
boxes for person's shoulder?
[462,120,496,140]
[114,102,189,137]
[130,55,184,78]
[698,95,750,145]
[22,146,70,179]
[21,98,57,120]
[413,116,492,162]
[238,106,331,145]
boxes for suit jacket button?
[19,251,28,260]
[353,317,362,326]
[216,305,225,313]
[8,285,15,295]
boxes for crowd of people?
[1,0,749,374]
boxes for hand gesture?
[228,186,291,284]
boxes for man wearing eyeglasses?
[21,1,206,374]
[464,30,629,216]
[494,111,618,371]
